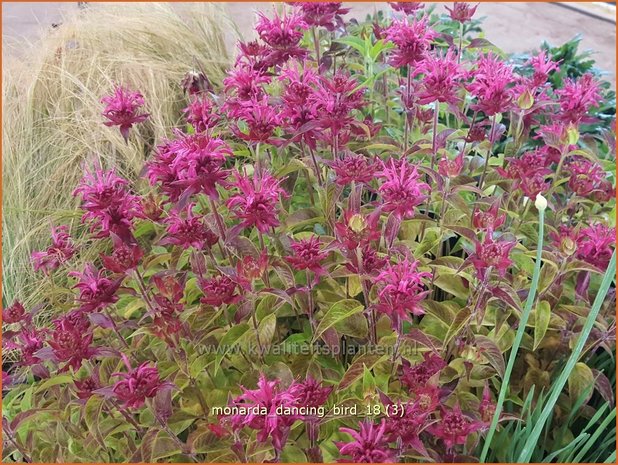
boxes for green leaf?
[214,323,250,375]
[443,307,472,349]
[84,395,106,449]
[35,375,74,394]
[533,301,551,350]
[338,354,384,391]
[335,311,368,339]
[313,299,364,342]
[475,335,505,378]
[568,362,595,404]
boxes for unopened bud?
[535,193,547,211]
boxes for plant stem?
[457,21,464,63]
[3,426,32,463]
[480,207,545,462]
[104,307,130,350]
[478,114,498,192]
[312,27,321,65]
[430,100,440,172]
[209,198,231,262]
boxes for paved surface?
[3,2,616,84]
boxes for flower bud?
[535,193,547,211]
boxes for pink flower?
[375,258,431,327]
[469,235,517,279]
[198,274,241,307]
[344,245,388,276]
[256,10,308,66]
[389,2,425,14]
[445,2,479,23]
[378,158,430,219]
[335,210,381,250]
[227,170,288,233]
[468,53,514,116]
[224,66,270,104]
[556,73,601,123]
[295,376,332,411]
[384,401,428,453]
[329,153,377,185]
[48,317,94,371]
[576,224,615,269]
[290,2,349,30]
[337,419,397,463]
[13,329,46,366]
[236,250,270,285]
[168,132,233,201]
[100,233,143,274]
[73,165,143,241]
[3,300,29,325]
[429,404,484,451]
[160,205,218,250]
[479,384,496,425]
[438,152,465,178]
[400,353,447,391]
[69,263,123,313]
[183,96,220,132]
[385,17,435,68]
[151,272,186,315]
[228,374,302,455]
[308,72,366,140]
[566,158,608,198]
[74,372,101,400]
[112,357,166,409]
[101,86,149,141]
[285,236,329,278]
[472,201,506,233]
[528,50,560,88]
[418,50,463,105]
[181,70,213,96]
[31,225,76,274]
[231,98,282,144]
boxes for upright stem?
[430,100,440,172]
[104,307,130,350]
[257,230,271,288]
[209,198,231,262]
[403,65,412,154]
[255,142,262,177]
[478,114,498,192]
[312,27,321,65]
[307,144,323,186]
[306,269,316,333]
[457,21,464,64]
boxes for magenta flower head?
[13,329,46,366]
[290,2,349,30]
[183,95,220,133]
[101,85,149,141]
[231,97,282,145]
[256,9,308,65]
[228,374,302,456]
[31,225,76,274]
[428,403,484,451]
[438,152,465,178]
[576,224,615,269]
[100,233,144,274]
[385,17,435,68]
[445,2,479,23]
[168,132,233,201]
[329,153,377,185]
[472,200,506,233]
[69,263,123,313]
[3,300,29,325]
[419,49,464,105]
[73,164,143,242]
[378,158,430,219]
[400,352,447,391]
[295,376,332,411]
[556,73,601,124]
[566,158,608,198]
[344,245,388,276]
[419,50,463,105]
[528,50,560,88]
[160,204,218,250]
[389,2,425,15]
[198,274,241,307]
[285,235,329,280]
[48,317,94,371]
[468,52,515,116]
[337,419,397,463]
[112,356,166,409]
[469,235,517,280]
[74,372,101,400]
[375,257,431,329]
[227,170,288,233]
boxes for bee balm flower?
[101,86,149,141]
